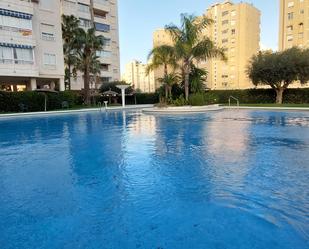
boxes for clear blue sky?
[118,0,279,74]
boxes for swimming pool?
[0,110,308,249]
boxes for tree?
[165,14,226,100]
[62,15,80,90]
[74,28,104,105]
[247,47,309,104]
[157,73,180,99]
[146,45,177,100]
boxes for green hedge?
[1,88,308,113]
[0,91,82,113]
[205,88,309,104]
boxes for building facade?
[0,0,120,92]
[0,0,65,91]
[61,0,120,90]
[203,1,260,90]
[122,60,156,93]
[279,0,309,50]
[151,1,260,90]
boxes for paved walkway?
[1,104,309,119]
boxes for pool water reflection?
[0,110,308,249]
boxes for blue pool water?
[0,110,308,249]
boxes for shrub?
[189,93,206,106]
[171,95,188,106]
[0,90,82,113]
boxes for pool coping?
[0,104,154,119]
[1,104,309,119]
[225,106,309,111]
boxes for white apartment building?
[62,0,121,90]
[0,0,120,92]
[0,0,65,91]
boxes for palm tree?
[166,14,226,100]
[146,45,176,100]
[157,73,180,99]
[190,66,208,93]
[75,28,104,105]
[62,15,80,90]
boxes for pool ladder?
[228,96,240,107]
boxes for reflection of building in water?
[128,114,157,137]
[204,111,250,163]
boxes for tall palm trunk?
[68,63,71,90]
[164,64,169,99]
[84,67,90,105]
[184,61,190,101]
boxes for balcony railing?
[0,59,34,65]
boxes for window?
[231,29,236,35]
[78,3,90,13]
[0,46,13,63]
[222,20,229,25]
[95,22,110,32]
[222,11,229,17]
[79,18,92,28]
[231,20,236,26]
[0,15,32,31]
[300,9,304,14]
[299,32,304,38]
[287,25,293,31]
[287,35,293,41]
[288,12,294,20]
[101,77,111,83]
[222,29,228,34]
[101,64,109,71]
[222,38,228,44]
[41,23,55,41]
[231,10,236,16]
[14,48,33,64]
[0,46,33,64]
[43,53,56,65]
[97,50,112,57]
[288,1,294,7]
[103,38,111,46]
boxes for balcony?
[93,0,110,13]
[0,26,36,47]
[0,0,34,15]
[0,59,38,77]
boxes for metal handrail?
[228,96,240,107]
[98,102,102,111]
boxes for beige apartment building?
[0,0,65,91]
[279,0,309,50]
[122,60,156,93]
[62,0,120,90]
[152,1,260,90]
[203,1,260,90]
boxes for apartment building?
[122,60,156,93]
[152,1,260,90]
[279,0,309,50]
[0,0,65,91]
[62,0,120,90]
[203,1,260,90]
[152,29,175,89]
